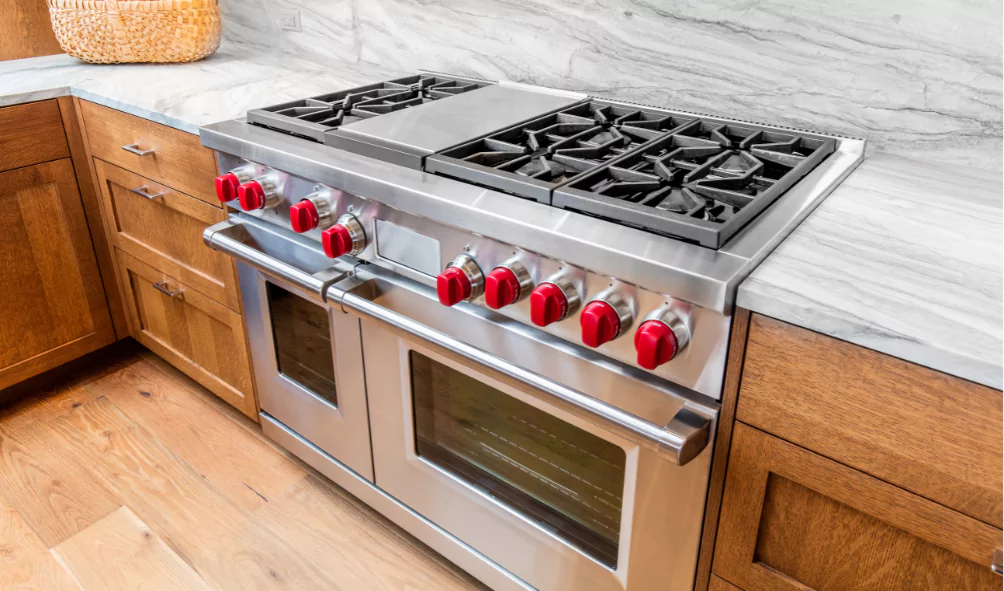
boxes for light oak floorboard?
[53,505,211,591]
[0,497,82,590]
[83,355,304,512]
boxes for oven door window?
[410,351,625,568]
[267,283,337,406]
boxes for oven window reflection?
[410,351,625,568]
[267,283,337,406]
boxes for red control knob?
[580,301,623,348]
[322,224,353,258]
[237,180,265,210]
[215,172,240,203]
[289,200,319,233]
[437,266,472,307]
[530,283,568,326]
[634,320,680,369]
[484,267,521,310]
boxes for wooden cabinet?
[0,159,115,389]
[714,423,1001,591]
[94,159,239,310]
[0,101,68,172]
[116,250,255,418]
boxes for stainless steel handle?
[993,549,1002,575]
[130,185,166,200]
[202,219,350,301]
[122,143,155,156]
[337,284,711,466]
[152,281,184,298]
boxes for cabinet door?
[713,423,1002,591]
[116,249,255,419]
[0,159,115,389]
[93,159,238,310]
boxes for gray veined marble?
[219,0,1003,170]
[738,152,1003,390]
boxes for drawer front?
[738,314,1002,526]
[714,423,1002,591]
[117,249,255,419]
[95,159,238,310]
[80,101,218,205]
[0,100,69,173]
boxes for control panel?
[214,156,730,395]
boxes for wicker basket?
[47,0,221,64]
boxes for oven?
[206,214,718,591]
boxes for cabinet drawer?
[79,101,218,205]
[713,423,1002,591]
[117,250,255,419]
[0,100,69,173]
[95,160,238,310]
[738,314,1002,526]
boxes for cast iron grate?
[246,75,492,142]
[425,101,696,203]
[551,120,836,248]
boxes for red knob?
[530,283,568,326]
[484,267,521,310]
[215,172,240,203]
[437,266,472,307]
[237,180,265,210]
[580,301,622,348]
[634,320,679,369]
[289,200,319,233]
[322,224,353,258]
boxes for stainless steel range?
[200,72,864,591]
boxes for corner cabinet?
[0,158,114,388]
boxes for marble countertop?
[738,152,1002,390]
[1,43,999,390]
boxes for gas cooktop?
[243,73,836,250]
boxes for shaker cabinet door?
[0,159,115,389]
[712,423,1002,591]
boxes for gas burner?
[553,124,836,248]
[247,75,492,142]
[426,101,695,203]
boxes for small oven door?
[339,268,716,591]
[213,218,373,482]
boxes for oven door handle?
[203,219,351,301]
[336,280,712,466]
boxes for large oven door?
[336,268,716,591]
[207,217,373,482]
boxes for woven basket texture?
[48,0,221,64]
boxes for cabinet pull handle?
[993,549,1003,575]
[130,185,166,200]
[122,143,156,156]
[152,281,184,298]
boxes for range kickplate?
[246,75,493,142]
[426,100,696,203]
[552,118,836,248]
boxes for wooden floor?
[0,341,488,591]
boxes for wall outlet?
[278,9,301,32]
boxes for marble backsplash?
[220,0,1002,168]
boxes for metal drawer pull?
[122,143,156,156]
[152,281,184,298]
[130,185,166,200]
[993,549,1003,575]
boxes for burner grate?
[247,75,492,142]
[552,122,836,248]
[426,101,695,203]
